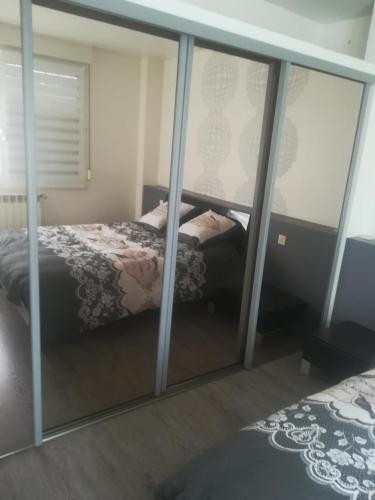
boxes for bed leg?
[300,358,311,376]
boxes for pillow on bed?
[227,209,250,230]
[179,210,238,247]
[139,201,196,231]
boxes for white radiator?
[0,194,44,230]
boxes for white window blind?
[0,47,89,188]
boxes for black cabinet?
[302,321,375,378]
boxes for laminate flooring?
[0,292,304,454]
[0,352,329,500]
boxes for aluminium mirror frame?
[244,66,368,370]
[157,39,283,393]
[20,0,43,447]
[321,84,370,327]
[242,61,292,369]
[18,0,374,452]
[154,34,195,396]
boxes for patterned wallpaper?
[193,50,308,214]
[157,49,362,227]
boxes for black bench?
[301,320,375,378]
[211,283,310,335]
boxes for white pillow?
[227,209,250,230]
[139,201,195,230]
[179,210,237,246]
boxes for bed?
[0,193,247,348]
[156,368,375,499]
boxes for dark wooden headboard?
[142,184,251,216]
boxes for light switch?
[278,234,286,246]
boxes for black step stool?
[301,321,375,378]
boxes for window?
[0,47,89,189]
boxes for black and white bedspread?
[0,222,242,346]
[156,370,375,499]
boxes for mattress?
[0,222,243,346]
[156,368,375,499]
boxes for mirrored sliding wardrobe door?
[252,66,364,367]
[28,2,179,430]
[0,0,35,455]
[164,43,272,386]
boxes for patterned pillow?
[139,201,195,231]
[179,210,237,247]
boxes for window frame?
[0,46,90,190]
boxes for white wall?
[347,8,375,238]
[158,56,177,194]
[0,23,141,225]
[158,49,362,228]
[134,55,170,219]
[279,69,362,227]
[43,48,141,225]
[183,0,321,46]
[319,16,371,58]
[143,58,165,187]
[182,0,371,58]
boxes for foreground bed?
[156,368,375,499]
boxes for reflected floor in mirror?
[0,292,33,454]
[0,353,329,500]
[253,325,308,368]
[1,294,303,434]
[42,299,240,429]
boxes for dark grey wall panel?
[333,237,375,331]
[263,216,337,316]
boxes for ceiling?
[266,0,374,23]
[0,1,177,58]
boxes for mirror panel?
[253,66,364,367]
[165,45,271,385]
[0,0,35,454]
[27,3,178,429]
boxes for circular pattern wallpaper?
[272,188,288,214]
[239,116,262,177]
[201,52,239,111]
[193,172,225,199]
[277,117,298,177]
[287,66,309,105]
[246,62,269,107]
[234,179,256,207]
[197,113,231,168]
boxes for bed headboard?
[180,190,251,216]
[142,185,338,316]
[142,184,250,260]
[142,184,250,216]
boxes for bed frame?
[143,185,337,319]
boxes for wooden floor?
[0,353,328,500]
[0,291,305,461]
[0,293,34,454]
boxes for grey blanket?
[0,222,242,347]
[156,369,375,499]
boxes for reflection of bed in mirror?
[145,185,338,335]
[0,184,337,355]
[0,190,247,349]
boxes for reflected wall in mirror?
[253,66,364,367]
[0,2,178,430]
[155,45,271,385]
[0,1,34,455]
